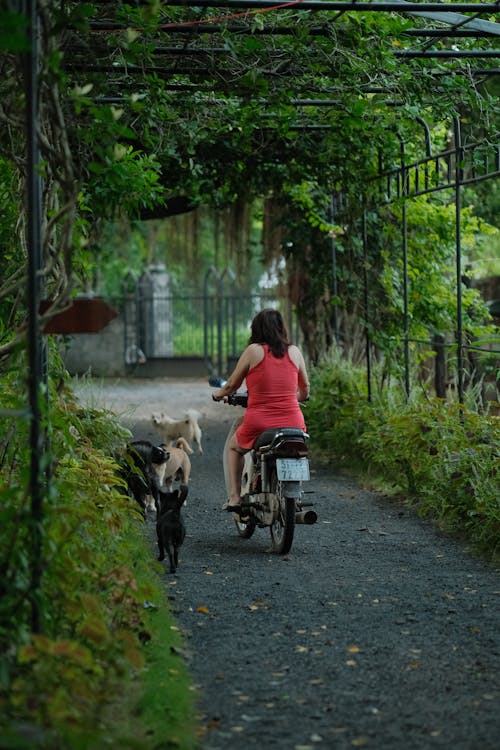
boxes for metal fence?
[123,266,294,376]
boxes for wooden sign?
[40,297,118,334]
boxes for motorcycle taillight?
[274,440,308,458]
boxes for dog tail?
[174,437,193,454]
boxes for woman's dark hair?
[249,308,290,357]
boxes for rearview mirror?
[208,375,226,388]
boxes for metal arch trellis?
[18,0,500,628]
[330,115,500,405]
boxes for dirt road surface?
[73,377,500,750]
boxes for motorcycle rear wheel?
[270,475,295,554]
[233,497,256,538]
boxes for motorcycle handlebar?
[211,391,248,407]
[227,392,248,407]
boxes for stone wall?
[62,317,126,377]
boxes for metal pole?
[362,212,372,403]
[204,266,217,370]
[402,199,410,399]
[220,267,236,375]
[25,0,44,634]
[329,195,340,345]
[400,136,410,400]
[433,333,447,398]
[454,116,464,404]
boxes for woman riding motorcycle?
[212,308,310,513]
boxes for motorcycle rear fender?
[259,435,308,458]
[279,481,303,498]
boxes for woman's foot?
[222,500,242,512]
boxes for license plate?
[276,458,310,481]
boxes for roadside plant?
[308,355,500,559]
[0,361,157,744]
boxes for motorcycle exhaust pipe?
[295,509,317,525]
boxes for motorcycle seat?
[254,427,307,452]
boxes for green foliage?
[307,355,500,560]
[0,361,195,748]
[332,193,498,382]
[307,349,373,464]
[0,11,29,52]
[83,143,164,221]
[360,400,499,555]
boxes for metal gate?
[123,264,294,377]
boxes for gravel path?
[74,378,500,750]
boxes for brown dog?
[159,438,192,493]
[145,438,192,512]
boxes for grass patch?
[81,507,198,750]
[127,575,198,750]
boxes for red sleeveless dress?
[235,344,306,449]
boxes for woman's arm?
[212,344,261,401]
[290,345,310,401]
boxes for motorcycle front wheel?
[270,474,295,554]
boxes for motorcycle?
[210,376,317,554]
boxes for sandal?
[222,502,242,513]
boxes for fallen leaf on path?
[248,599,269,611]
[206,719,221,729]
[170,646,191,660]
[347,645,360,653]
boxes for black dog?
[121,440,169,515]
[156,484,187,573]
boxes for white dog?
[151,409,203,454]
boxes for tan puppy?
[151,409,203,454]
[144,439,192,513]
[160,438,192,492]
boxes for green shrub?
[0,364,196,748]
[307,354,500,559]
[307,350,373,466]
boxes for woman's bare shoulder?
[246,342,265,364]
[287,344,305,364]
